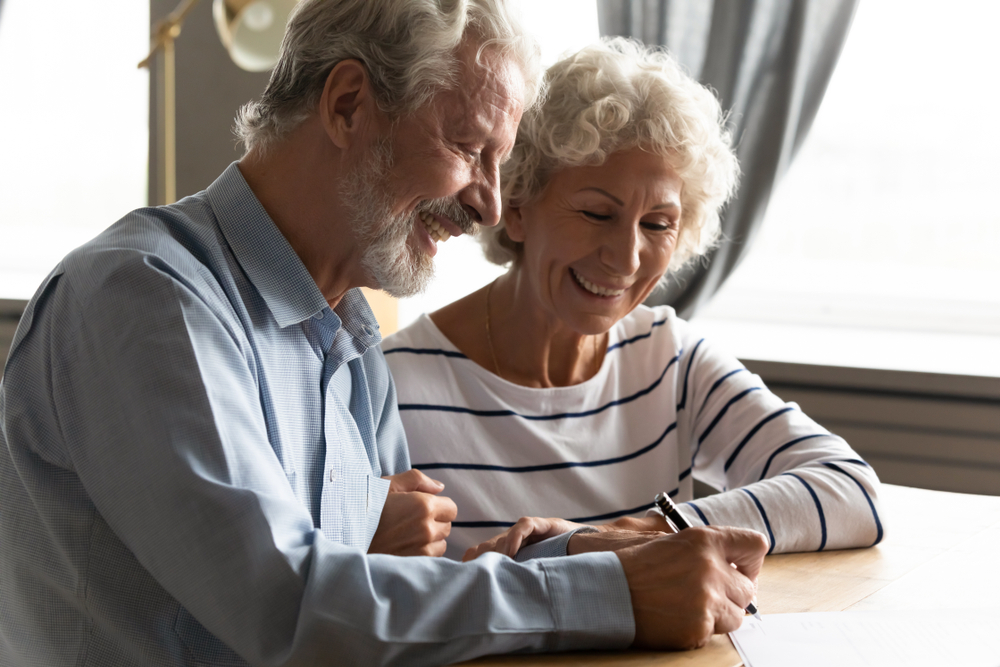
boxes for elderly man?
[0,0,767,665]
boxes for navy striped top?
[384,305,885,560]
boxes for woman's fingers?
[463,528,511,561]
[462,517,585,561]
[504,517,540,556]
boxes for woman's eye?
[581,210,612,221]
[641,221,678,232]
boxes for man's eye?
[581,210,612,221]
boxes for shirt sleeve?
[369,346,412,478]
[514,526,601,561]
[41,258,634,665]
[362,347,409,546]
[676,335,886,554]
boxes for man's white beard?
[343,135,434,298]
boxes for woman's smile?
[569,268,627,298]
[506,146,684,335]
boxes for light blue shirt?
[0,163,634,667]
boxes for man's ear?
[319,59,378,150]
[504,204,526,242]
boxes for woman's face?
[506,146,683,334]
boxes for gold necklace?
[485,280,502,377]
[485,279,605,381]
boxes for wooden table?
[463,484,1000,666]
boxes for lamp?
[213,0,299,72]
[138,0,297,204]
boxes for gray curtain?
[598,0,858,318]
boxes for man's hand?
[462,516,585,562]
[463,512,678,562]
[616,526,768,650]
[601,514,676,534]
[368,469,457,557]
[567,528,667,555]
[561,513,675,554]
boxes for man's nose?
[457,163,502,228]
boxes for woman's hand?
[463,516,586,561]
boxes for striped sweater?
[383,305,885,561]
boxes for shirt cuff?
[514,526,600,562]
[537,550,635,650]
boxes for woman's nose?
[600,223,641,275]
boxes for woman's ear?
[319,59,378,150]
[504,204,526,242]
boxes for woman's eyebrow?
[578,187,624,205]
[579,187,680,211]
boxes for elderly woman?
[382,38,884,562]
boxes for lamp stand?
[139,0,201,205]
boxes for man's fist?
[616,526,768,650]
[368,469,458,557]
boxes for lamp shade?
[213,0,298,72]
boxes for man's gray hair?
[480,37,739,275]
[236,0,542,154]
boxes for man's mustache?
[418,197,478,236]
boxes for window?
[0,0,149,300]
[691,0,1000,377]
[7,1,992,380]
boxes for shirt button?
[313,311,324,320]
[329,469,337,482]
[362,325,375,337]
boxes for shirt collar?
[333,289,382,347]
[205,162,381,347]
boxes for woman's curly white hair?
[479,37,739,276]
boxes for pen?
[654,492,762,621]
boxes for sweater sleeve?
[673,335,886,553]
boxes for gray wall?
[0,300,20,377]
[745,361,1000,496]
[148,0,272,204]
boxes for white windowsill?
[688,317,1000,381]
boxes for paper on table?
[730,610,1000,667]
